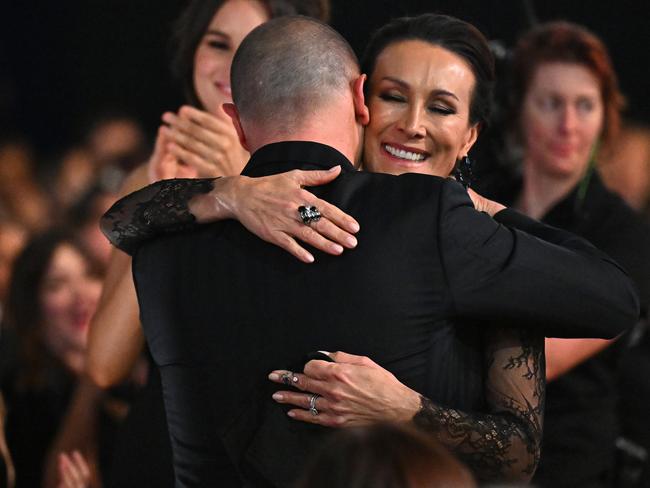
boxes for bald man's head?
[231,16,360,133]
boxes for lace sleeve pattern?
[413,326,544,483]
[100,178,217,256]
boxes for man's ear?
[352,74,370,126]
[222,103,249,151]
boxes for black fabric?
[494,172,650,488]
[130,142,639,487]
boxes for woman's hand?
[147,125,201,182]
[162,105,249,177]
[466,188,506,217]
[268,351,421,427]
[57,451,91,488]
[191,167,361,263]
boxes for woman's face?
[363,40,479,177]
[521,62,604,179]
[193,0,269,114]
[39,244,102,360]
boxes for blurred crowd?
[1,1,650,487]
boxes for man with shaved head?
[106,16,638,487]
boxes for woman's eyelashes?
[378,92,455,115]
[428,104,455,115]
[206,38,230,51]
[379,92,406,103]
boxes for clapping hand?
[162,105,249,177]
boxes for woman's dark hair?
[296,423,476,488]
[5,230,98,388]
[509,21,624,145]
[361,13,495,127]
[171,0,331,108]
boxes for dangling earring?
[453,155,473,189]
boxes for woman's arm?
[545,337,614,381]
[100,169,360,263]
[412,327,544,482]
[268,328,544,483]
[86,166,149,388]
[86,246,144,388]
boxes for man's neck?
[245,103,362,166]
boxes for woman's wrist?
[396,386,425,423]
[188,176,244,223]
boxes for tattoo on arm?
[413,327,544,483]
[100,178,217,255]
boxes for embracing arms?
[268,327,544,483]
[100,169,360,263]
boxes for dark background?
[1,0,648,161]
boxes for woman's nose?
[398,107,426,138]
[558,106,578,134]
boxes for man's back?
[133,143,452,486]
[130,141,639,487]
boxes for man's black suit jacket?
[132,141,639,487]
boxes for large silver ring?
[298,205,321,225]
[308,393,320,416]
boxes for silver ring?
[308,393,320,416]
[298,205,321,225]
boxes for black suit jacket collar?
[241,141,356,177]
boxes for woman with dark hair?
[488,21,650,487]
[2,231,103,487]
[101,14,548,484]
[296,423,476,488]
[151,0,330,180]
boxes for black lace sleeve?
[100,178,217,256]
[413,327,544,483]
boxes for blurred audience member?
[2,231,104,487]
[85,113,148,173]
[52,148,96,212]
[489,21,650,487]
[0,141,50,232]
[0,219,27,322]
[53,113,148,212]
[57,451,90,488]
[599,121,650,214]
[0,393,15,488]
[68,185,119,271]
[295,423,476,488]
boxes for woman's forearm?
[86,247,144,388]
[413,327,544,483]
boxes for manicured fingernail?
[350,222,360,233]
[346,236,357,248]
[268,373,280,381]
[328,165,340,172]
[272,392,284,401]
[305,253,315,263]
[333,244,344,254]
[287,411,296,418]
[318,350,330,356]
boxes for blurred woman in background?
[2,231,104,487]
[490,21,650,487]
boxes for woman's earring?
[453,155,473,189]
